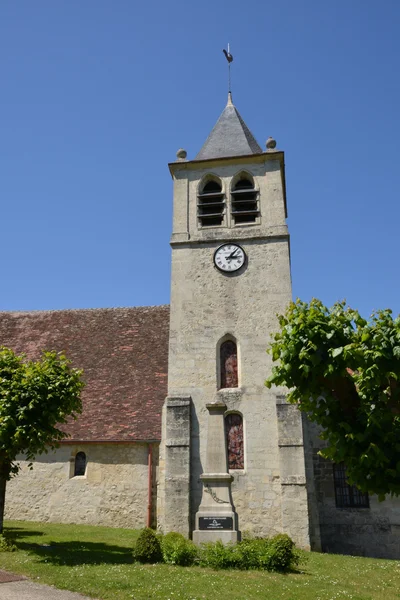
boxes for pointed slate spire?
[195,93,262,160]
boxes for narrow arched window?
[231,177,258,224]
[225,413,244,470]
[74,452,87,477]
[220,340,238,388]
[198,179,225,227]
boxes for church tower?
[158,93,312,548]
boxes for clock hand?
[226,249,237,258]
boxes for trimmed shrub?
[198,540,239,569]
[0,533,16,552]
[131,529,300,571]
[161,532,198,566]
[198,534,300,571]
[236,538,270,569]
[267,533,300,571]
[132,528,162,563]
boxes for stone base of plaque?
[192,511,238,545]
[193,528,238,545]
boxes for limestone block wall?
[5,442,158,529]
[276,399,313,550]
[161,396,191,536]
[301,414,322,551]
[305,421,400,559]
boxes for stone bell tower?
[158,93,312,548]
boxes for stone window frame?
[217,334,240,390]
[333,463,369,509]
[230,170,260,228]
[224,411,245,471]
[69,450,88,479]
[197,171,260,230]
[197,174,226,229]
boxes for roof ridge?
[0,305,170,316]
[233,106,263,154]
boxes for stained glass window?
[225,413,244,470]
[220,340,238,388]
[333,463,369,508]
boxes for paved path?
[0,570,97,600]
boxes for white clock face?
[214,243,246,273]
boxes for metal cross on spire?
[222,44,233,95]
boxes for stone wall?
[306,421,400,558]
[161,396,191,536]
[5,442,158,529]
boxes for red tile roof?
[0,306,169,442]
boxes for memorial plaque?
[199,516,233,530]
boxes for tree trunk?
[0,463,10,535]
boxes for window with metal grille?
[220,340,238,388]
[225,413,244,469]
[198,179,225,227]
[333,463,369,508]
[231,178,258,225]
[74,451,87,477]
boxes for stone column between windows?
[163,396,191,536]
[276,395,312,550]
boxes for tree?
[266,299,400,499]
[0,347,84,532]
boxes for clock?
[214,243,246,273]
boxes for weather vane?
[222,43,233,95]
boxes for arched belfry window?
[225,413,244,469]
[74,452,87,477]
[220,339,238,389]
[198,178,225,227]
[231,176,258,225]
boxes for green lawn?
[0,521,399,600]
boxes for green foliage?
[161,531,198,565]
[234,538,270,569]
[198,540,239,569]
[266,299,400,498]
[0,347,84,477]
[199,535,299,571]
[236,535,300,571]
[267,534,301,571]
[132,528,163,563]
[0,532,16,552]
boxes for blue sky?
[1,1,400,317]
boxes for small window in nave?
[225,413,244,470]
[220,340,238,389]
[74,451,87,477]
